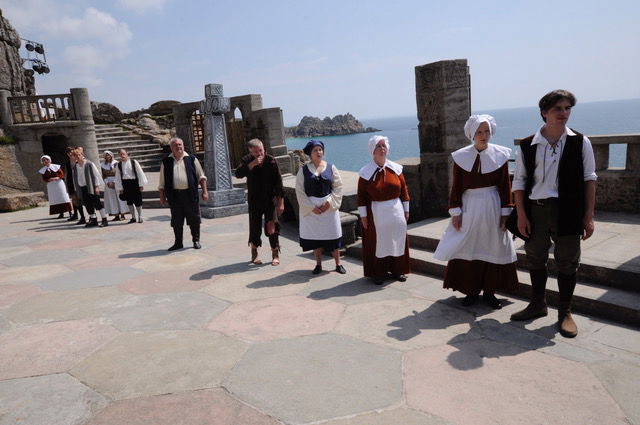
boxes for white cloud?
[2,3,132,88]
[117,0,167,14]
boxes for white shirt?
[115,159,149,191]
[512,126,597,200]
[76,163,86,187]
[158,153,206,190]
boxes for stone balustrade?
[7,93,76,123]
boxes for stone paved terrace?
[0,206,639,425]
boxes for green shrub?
[0,135,15,145]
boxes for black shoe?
[76,218,87,225]
[193,241,201,249]
[111,216,120,221]
[138,218,143,223]
[394,274,407,282]
[101,218,108,227]
[312,264,322,275]
[168,243,183,251]
[335,264,346,274]
[462,294,479,306]
[67,214,77,222]
[57,213,65,219]
[129,218,137,224]
[483,293,502,309]
[85,218,99,228]
[372,277,385,285]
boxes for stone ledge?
[0,191,46,212]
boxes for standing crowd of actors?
[39,89,595,339]
[39,146,148,228]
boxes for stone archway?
[227,106,246,166]
[41,133,69,167]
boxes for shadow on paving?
[307,277,387,300]
[190,262,254,281]
[119,249,173,259]
[247,270,312,288]
[386,297,557,371]
[26,222,88,232]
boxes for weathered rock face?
[147,100,180,116]
[288,113,379,138]
[121,114,173,146]
[0,9,32,96]
[0,144,32,195]
[91,101,124,124]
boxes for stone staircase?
[95,124,165,172]
[346,216,640,328]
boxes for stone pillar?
[70,88,99,164]
[592,144,609,171]
[415,59,471,216]
[199,83,247,218]
[0,90,13,126]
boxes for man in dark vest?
[510,90,597,338]
[158,138,209,251]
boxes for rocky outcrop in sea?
[287,113,379,137]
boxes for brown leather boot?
[511,269,548,321]
[557,273,578,338]
[558,307,578,338]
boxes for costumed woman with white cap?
[357,135,411,285]
[101,150,129,221]
[433,114,518,309]
[38,155,73,218]
[295,140,346,274]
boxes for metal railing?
[8,94,76,124]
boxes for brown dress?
[357,167,411,279]
[442,156,518,295]
[41,168,73,215]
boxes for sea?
[285,98,640,172]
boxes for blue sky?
[3,0,639,125]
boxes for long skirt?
[103,186,129,215]
[46,179,72,215]
[299,194,342,252]
[434,186,518,294]
[361,198,410,279]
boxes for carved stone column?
[199,83,247,218]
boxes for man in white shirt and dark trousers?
[115,148,148,223]
[510,90,597,338]
[158,138,209,251]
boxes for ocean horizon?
[285,98,640,172]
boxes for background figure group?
[101,151,129,221]
[434,115,518,309]
[357,135,410,285]
[295,140,345,274]
[159,138,208,250]
[115,148,148,224]
[235,139,284,266]
[511,90,597,338]
[71,147,108,228]
[38,155,72,218]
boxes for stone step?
[345,242,640,328]
[96,143,163,153]
[406,232,638,294]
[96,135,144,142]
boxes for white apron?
[433,186,516,264]
[103,186,130,214]
[299,194,342,240]
[371,198,407,257]
[46,179,71,205]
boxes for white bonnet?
[40,155,51,162]
[368,135,389,156]
[463,114,497,142]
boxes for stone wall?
[0,144,31,195]
[0,9,34,109]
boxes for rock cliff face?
[288,113,379,138]
[0,9,35,96]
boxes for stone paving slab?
[70,330,247,400]
[0,374,108,425]
[225,333,403,424]
[86,389,283,425]
[0,319,119,380]
[0,206,638,425]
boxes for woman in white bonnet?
[357,135,411,285]
[433,114,518,308]
[38,155,73,218]
[101,150,129,221]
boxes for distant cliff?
[286,113,379,138]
